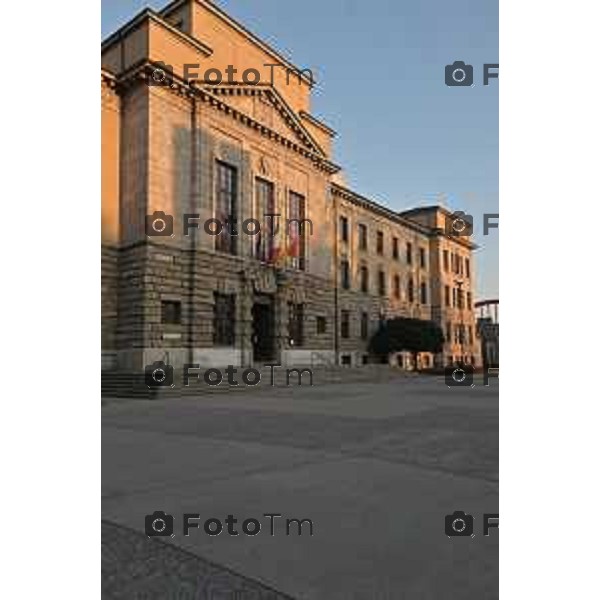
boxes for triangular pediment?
[201,84,326,156]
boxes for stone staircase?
[101,364,417,400]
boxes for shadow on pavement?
[102,520,297,599]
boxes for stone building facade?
[476,299,499,369]
[101,0,481,372]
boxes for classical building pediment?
[202,84,326,157]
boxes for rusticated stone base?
[102,240,338,372]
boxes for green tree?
[369,317,444,370]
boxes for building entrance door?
[252,295,275,362]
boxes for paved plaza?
[102,375,499,599]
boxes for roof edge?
[331,184,479,249]
[160,0,316,87]
[331,183,431,235]
[101,8,213,58]
[299,111,337,137]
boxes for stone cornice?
[399,207,480,248]
[209,84,326,157]
[331,184,431,236]
[474,299,499,308]
[430,229,478,250]
[199,85,339,174]
[160,0,315,87]
[101,71,119,108]
[101,70,118,88]
[331,184,478,250]
[299,111,337,138]
[113,63,340,175]
[101,8,213,58]
[400,205,457,221]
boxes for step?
[101,365,416,399]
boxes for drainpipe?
[333,189,339,365]
[188,96,198,367]
[239,268,246,368]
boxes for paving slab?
[102,376,499,599]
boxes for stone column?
[238,271,254,368]
[276,286,289,366]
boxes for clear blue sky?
[102,0,499,299]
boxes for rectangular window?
[457,289,464,309]
[443,250,449,272]
[215,161,237,255]
[341,310,350,339]
[446,322,452,342]
[376,231,384,255]
[255,178,275,262]
[360,265,369,293]
[467,292,472,309]
[466,259,471,279]
[360,312,369,340]
[445,285,450,307]
[289,191,307,271]
[420,282,428,304]
[419,248,426,269]
[394,275,401,299]
[452,287,457,307]
[378,271,386,296]
[288,303,304,347]
[407,278,414,303]
[392,237,399,260]
[213,293,235,346]
[316,316,327,334]
[161,300,182,325]
[340,216,349,243]
[406,242,413,265]
[358,224,368,250]
[341,259,350,290]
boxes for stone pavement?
[102,376,499,599]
